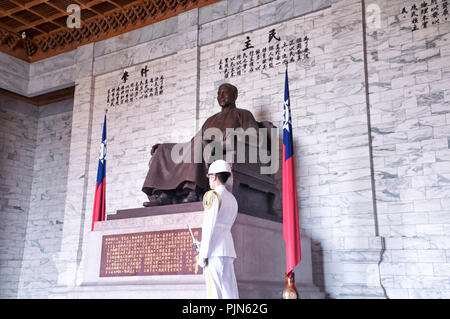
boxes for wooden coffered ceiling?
[0,0,220,62]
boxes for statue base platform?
[108,201,282,222]
[50,207,324,299]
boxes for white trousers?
[204,256,239,299]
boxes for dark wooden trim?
[0,0,222,63]
[0,86,74,106]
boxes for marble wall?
[17,101,73,298]
[0,96,37,298]
[0,97,73,298]
[0,52,29,96]
[366,0,450,298]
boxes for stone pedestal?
[50,208,323,299]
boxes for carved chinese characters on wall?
[106,64,165,108]
[100,228,202,277]
[218,29,311,79]
[401,0,449,31]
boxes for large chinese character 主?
[242,36,255,51]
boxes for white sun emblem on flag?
[99,141,106,163]
[283,99,291,132]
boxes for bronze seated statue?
[141,83,280,218]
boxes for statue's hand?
[151,143,160,155]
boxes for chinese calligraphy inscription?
[106,65,165,108]
[401,0,449,31]
[218,29,311,79]
[100,228,202,277]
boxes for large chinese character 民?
[268,29,281,43]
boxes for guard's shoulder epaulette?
[202,190,222,211]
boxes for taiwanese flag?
[282,68,301,275]
[91,115,107,231]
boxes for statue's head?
[217,83,238,108]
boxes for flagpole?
[91,108,108,231]
[281,60,300,299]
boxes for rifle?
[187,224,200,253]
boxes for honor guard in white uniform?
[197,160,239,299]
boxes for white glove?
[197,257,208,268]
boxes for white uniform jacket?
[198,185,238,262]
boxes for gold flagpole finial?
[284,60,288,67]
[105,108,108,114]
[282,271,299,299]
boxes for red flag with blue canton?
[91,115,107,231]
[282,68,301,275]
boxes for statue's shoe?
[143,200,160,207]
[143,193,172,206]
[181,191,199,203]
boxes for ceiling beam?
[0,0,222,62]
[0,86,75,107]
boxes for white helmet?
[208,160,231,175]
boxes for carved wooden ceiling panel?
[0,0,220,62]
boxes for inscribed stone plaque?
[99,228,202,277]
